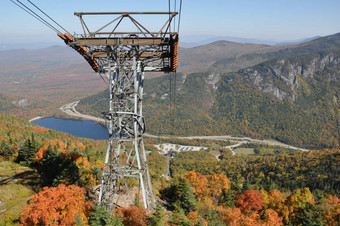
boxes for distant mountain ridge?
[1,35,319,50]
[1,33,337,76]
[179,32,340,74]
[179,35,321,48]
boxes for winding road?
[59,101,309,151]
[60,101,105,123]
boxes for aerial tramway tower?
[58,11,180,210]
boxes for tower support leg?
[99,48,155,210]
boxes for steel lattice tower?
[58,12,179,210]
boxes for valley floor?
[58,101,309,152]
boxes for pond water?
[33,117,109,140]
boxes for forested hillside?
[78,48,339,148]
[1,32,339,225]
[0,113,104,224]
[0,93,52,119]
[0,113,339,225]
[213,51,339,148]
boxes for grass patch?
[0,161,40,225]
[234,148,254,156]
[0,161,31,178]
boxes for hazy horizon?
[0,32,336,51]
[1,0,340,45]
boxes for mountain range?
[1,35,320,50]
[0,32,339,148]
[77,33,340,148]
[176,34,322,47]
[1,33,339,225]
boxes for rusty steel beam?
[73,38,164,46]
[92,51,165,58]
[90,32,178,35]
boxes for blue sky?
[1,0,340,44]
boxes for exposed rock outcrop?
[238,52,340,101]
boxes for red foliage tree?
[20,184,92,225]
[236,190,265,213]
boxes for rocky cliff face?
[238,52,340,101]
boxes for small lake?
[33,117,109,140]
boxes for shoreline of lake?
[31,117,109,140]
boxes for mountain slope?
[77,46,340,148]
[213,53,339,148]
[144,50,340,148]
[212,32,340,73]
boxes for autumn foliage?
[236,190,265,213]
[20,184,93,225]
[220,207,261,226]
[322,195,340,225]
[0,114,339,225]
[185,171,230,202]
[115,206,149,226]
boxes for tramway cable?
[27,0,71,35]
[13,0,62,33]
[177,0,183,33]
[168,0,183,134]
[10,0,71,35]
[10,0,60,33]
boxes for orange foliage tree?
[35,146,49,163]
[322,195,340,225]
[115,206,149,226]
[220,207,244,225]
[220,207,261,226]
[236,190,265,213]
[184,171,209,200]
[184,171,230,202]
[220,206,283,225]
[187,210,208,225]
[263,208,283,225]
[20,184,92,225]
[207,173,230,200]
